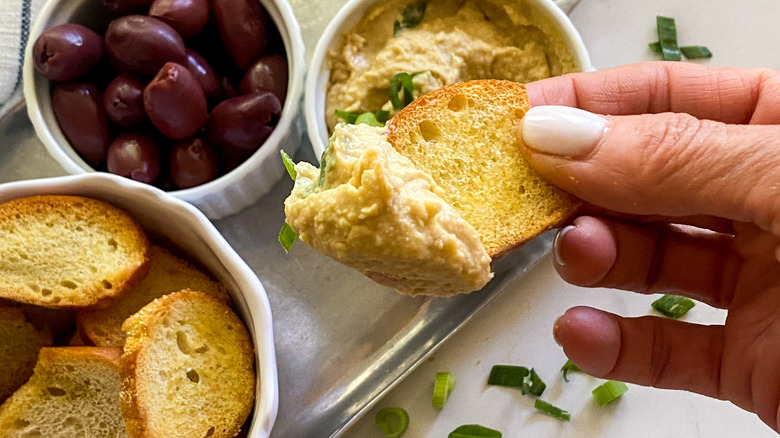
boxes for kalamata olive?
[105,15,186,76]
[169,137,219,188]
[185,50,220,98]
[103,74,146,127]
[102,0,155,14]
[33,24,104,81]
[144,62,207,140]
[213,0,270,69]
[207,91,280,151]
[149,0,210,40]
[239,53,288,103]
[106,132,161,184]
[52,82,112,167]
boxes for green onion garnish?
[656,16,681,61]
[648,41,662,54]
[278,222,298,252]
[650,41,712,59]
[487,365,528,387]
[374,110,391,123]
[561,359,581,382]
[354,112,383,127]
[652,294,695,318]
[592,380,628,406]
[448,424,502,438]
[389,72,415,110]
[335,109,392,126]
[432,372,455,408]
[280,149,296,180]
[393,1,427,36]
[334,109,361,124]
[680,45,712,59]
[521,368,546,397]
[534,399,571,421]
[375,407,409,438]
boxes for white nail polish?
[553,225,575,267]
[522,105,609,157]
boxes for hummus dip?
[325,0,579,131]
[284,123,492,296]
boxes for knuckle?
[630,113,707,190]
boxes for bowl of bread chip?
[0,173,277,438]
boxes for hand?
[519,62,780,431]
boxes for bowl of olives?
[23,0,305,219]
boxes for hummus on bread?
[284,123,492,296]
[325,0,579,131]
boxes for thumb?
[519,105,780,235]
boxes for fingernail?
[522,106,609,157]
[553,225,575,267]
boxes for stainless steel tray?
[1,0,576,436]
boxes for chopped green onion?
[393,2,427,36]
[334,109,360,124]
[280,149,296,180]
[432,372,455,408]
[389,72,415,110]
[680,45,712,59]
[487,365,528,387]
[592,380,628,406]
[534,399,571,421]
[648,41,662,54]
[521,368,546,397]
[375,407,409,438]
[561,359,581,382]
[335,109,391,126]
[656,16,681,61]
[278,222,298,252]
[652,294,695,318]
[354,112,383,127]
[448,424,502,438]
[374,110,391,123]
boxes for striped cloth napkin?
[0,0,46,119]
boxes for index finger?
[527,61,780,125]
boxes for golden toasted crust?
[386,80,579,257]
[120,290,255,438]
[0,195,150,308]
[0,306,53,403]
[77,245,230,347]
[0,346,127,438]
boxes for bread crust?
[0,195,150,308]
[0,346,127,437]
[77,244,230,347]
[386,79,580,257]
[120,290,255,438]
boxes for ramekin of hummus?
[304,0,592,159]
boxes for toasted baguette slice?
[121,290,255,438]
[0,307,53,403]
[0,346,127,437]
[0,195,150,308]
[77,245,231,347]
[386,80,579,257]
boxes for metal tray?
[1,0,576,436]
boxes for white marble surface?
[340,0,780,436]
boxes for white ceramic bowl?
[23,0,306,220]
[0,173,278,437]
[304,0,593,160]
